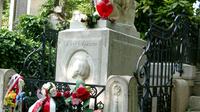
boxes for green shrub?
[16,15,49,40]
[15,15,57,79]
[0,28,40,73]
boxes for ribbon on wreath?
[4,74,25,109]
[28,82,57,112]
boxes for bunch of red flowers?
[71,84,91,105]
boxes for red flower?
[63,91,70,98]
[96,0,113,18]
[72,86,90,102]
[56,91,62,97]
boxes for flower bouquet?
[28,80,103,112]
[4,90,17,108]
[4,74,25,112]
[65,80,92,112]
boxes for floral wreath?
[28,80,102,112]
[4,74,25,111]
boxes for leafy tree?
[0,29,40,73]
[39,0,55,18]
[2,0,9,28]
[135,0,197,39]
[65,0,92,20]
[15,15,57,79]
[16,15,49,39]
[196,8,200,15]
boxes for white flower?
[41,82,57,97]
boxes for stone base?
[104,75,138,112]
[70,19,140,38]
[174,64,196,80]
[55,28,145,85]
[171,79,190,112]
[188,96,200,111]
[192,83,200,96]
[97,20,140,38]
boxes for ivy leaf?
[83,108,93,112]
[75,80,85,89]
[83,99,90,108]
[65,96,72,103]
[172,2,178,9]
[143,6,150,13]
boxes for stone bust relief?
[71,57,90,81]
[67,51,91,82]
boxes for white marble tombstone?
[0,69,16,112]
[104,75,138,112]
[55,0,145,85]
[55,27,145,85]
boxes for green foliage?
[155,0,194,26]
[196,8,200,15]
[65,0,92,20]
[2,0,9,28]
[0,14,56,78]
[0,28,40,73]
[16,15,49,39]
[39,0,55,18]
[135,0,196,39]
[37,0,93,30]
[38,0,69,30]
[15,15,57,79]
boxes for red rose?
[72,92,77,99]
[64,91,70,98]
[103,0,109,3]
[76,87,90,101]
[96,0,113,18]
[55,91,62,97]
[72,86,90,102]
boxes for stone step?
[194,75,200,82]
[194,70,200,82]
[187,96,200,111]
[191,82,200,96]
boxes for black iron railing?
[134,14,192,112]
[21,28,58,80]
[23,79,105,111]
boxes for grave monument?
[55,0,146,85]
[104,75,138,112]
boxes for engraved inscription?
[65,41,97,47]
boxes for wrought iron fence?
[134,14,192,112]
[22,79,105,111]
[21,28,58,80]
